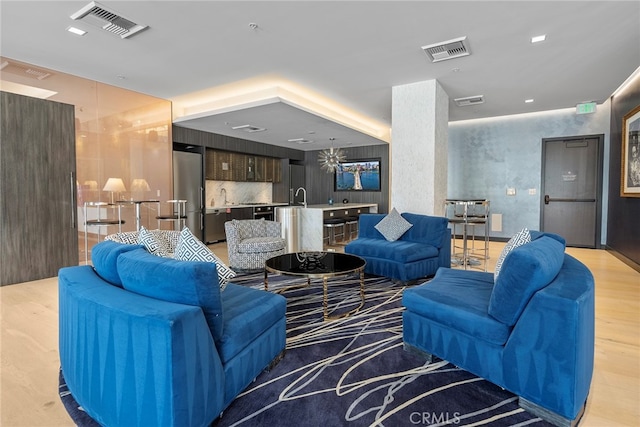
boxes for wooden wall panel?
[304,144,390,213]
[1,92,77,285]
[607,76,640,268]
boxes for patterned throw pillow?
[494,227,531,280]
[374,208,413,242]
[174,227,236,290]
[138,226,171,257]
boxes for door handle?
[545,195,595,205]
[70,172,77,228]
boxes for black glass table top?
[265,252,366,279]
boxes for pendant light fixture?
[318,138,346,173]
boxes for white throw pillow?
[374,208,413,242]
[138,226,171,257]
[174,227,236,290]
[494,227,531,280]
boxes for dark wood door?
[1,91,78,285]
[541,135,603,248]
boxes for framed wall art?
[621,104,640,197]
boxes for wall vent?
[422,36,470,63]
[71,1,148,39]
[0,60,53,80]
[454,95,485,107]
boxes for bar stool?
[156,200,187,230]
[466,200,490,268]
[323,218,346,246]
[84,202,124,264]
[444,199,489,271]
[344,216,359,241]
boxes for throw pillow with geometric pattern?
[374,208,413,242]
[494,227,531,280]
[138,226,171,257]
[174,226,236,290]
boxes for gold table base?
[264,270,365,321]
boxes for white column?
[391,79,448,216]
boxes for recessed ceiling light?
[67,26,87,36]
[531,35,546,43]
[525,99,535,103]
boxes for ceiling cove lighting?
[531,35,546,43]
[67,26,87,36]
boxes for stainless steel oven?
[253,205,274,221]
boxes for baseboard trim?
[604,246,640,273]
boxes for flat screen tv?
[334,158,381,191]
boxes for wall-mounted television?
[334,158,381,191]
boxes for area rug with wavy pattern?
[60,272,552,427]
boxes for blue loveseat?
[58,241,286,427]
[402,231,594,426]
[345,212,451,282]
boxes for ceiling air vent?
[70,1,148,39]
[288,138,314,144]
[454,95,485,107]
[0,60,53,80]
[232,124,266,133]
[422,36,470,63]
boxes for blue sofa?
[402,231,594,426]
[58,241,286,427]
[345,212,451,282]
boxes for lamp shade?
[83,180,98,190]
[131,178,150,192]
[103,178,126,192]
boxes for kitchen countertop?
[206,203,288,213]
[305,203,378,211]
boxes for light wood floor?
[1,242,638,426]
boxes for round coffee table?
[264,252,366,321]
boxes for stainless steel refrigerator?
[173,149,204,240]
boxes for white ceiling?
[1,1,639,151]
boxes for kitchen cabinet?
[205,210,226,243]
[205,149,281,183]
[206,149,230,180]
[231,152,246,181]
[226,207,253,221]
[264,157,282,183]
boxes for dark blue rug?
[60,273,552,426]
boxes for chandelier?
[318,139,346,173]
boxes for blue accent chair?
[345,212,451,282]
[58,241,286,427]
[402,232,594,427]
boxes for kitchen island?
[276,203,378,252]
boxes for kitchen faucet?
[295,187,307,208]
[220,187,228,205]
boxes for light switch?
[506,188,516,196]
[528,188,537,195]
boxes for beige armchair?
[224,219,286,272]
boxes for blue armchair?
[402,232,594,426]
